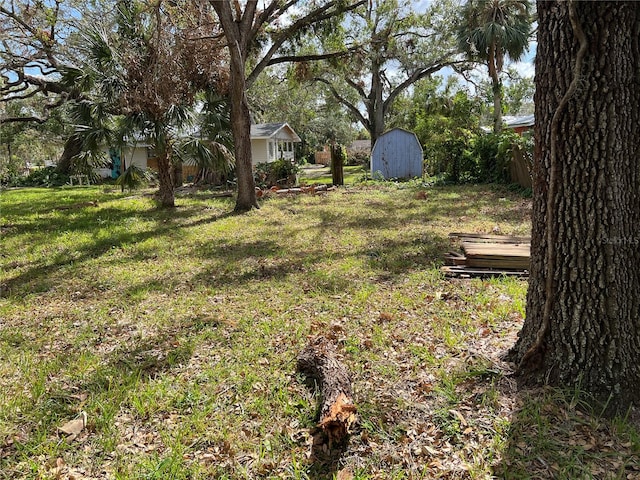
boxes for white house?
[250,123,301,165]
[96,144,152,179]
[97,122,301,179]
[504,114,535,135]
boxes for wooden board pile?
[443,232,531,278]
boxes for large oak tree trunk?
[508,1,640,414]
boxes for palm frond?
[456,0,532,63]
[69,149,109,180]
[82,26,116,72]
[165,104,195,129]
[115,164,155,192]
[175,137,235,173]
[74,123,114,152]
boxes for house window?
[268,141,274,160]
[147,147,157,159]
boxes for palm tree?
[64,0,227,207]
[456,0,532,133]
[185,92,235,186]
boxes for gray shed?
[371,128,423,179]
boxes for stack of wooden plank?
[443,232,531,277]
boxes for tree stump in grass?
[330,144,344,186]
[296,336,357,449]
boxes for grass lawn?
[0,183,638,479]
[298,165,367,185]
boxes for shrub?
[254,159,299,188]
[473,133,503,182]
[473,130,534,184]
[424,129,478,183]
[426,130,532,185]
[0,156,25,187]
[14,166,71,187]
[347,150,370,167]
[116,164,155,191]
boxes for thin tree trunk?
[488,47,503,134]
[368,63,386,150]
[508,1,640,415]
[331,144,344,186]
[212,0,258,212]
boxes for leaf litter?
[1,186,638,479]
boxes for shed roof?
[374,127,422,147]
[250,123,301,141]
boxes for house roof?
[504,114,535,129]
[348,139,371,152]
[250,123,301,142]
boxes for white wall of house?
[123,147,148,169]
[251,139,269,165]
[251,139,297,165]
[96,146,150,178]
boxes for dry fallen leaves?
[336,467,354,480]
[58,412,87,441]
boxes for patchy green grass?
[298,165,367,185]
[0,185,638,479]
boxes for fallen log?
[256,184,332,198]
[296,336,357,449]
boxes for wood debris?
[256,184,336,198]
[296,336,357,450]
[443,232,531,277]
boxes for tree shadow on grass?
[1,206,235,298]
[188,230,448,293]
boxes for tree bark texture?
[56,136,83,175]
[368,58,385,150]
[155,150,175,208]
[509,1,640,413]
[229,69,258,212]
[488,47,503,135]
[211,1,258,212]
[172,161,183,188]
[330,144,344,186]
[297,336,357,448]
